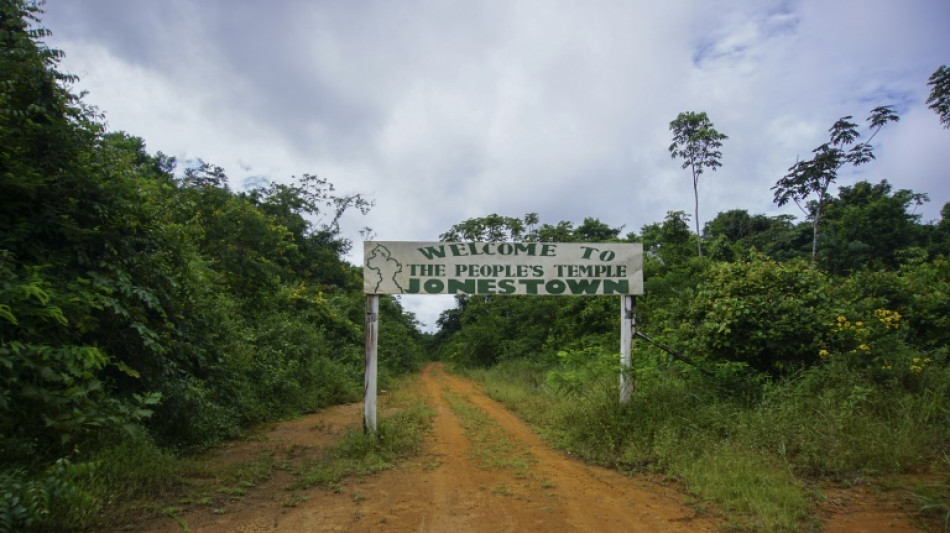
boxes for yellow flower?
[858,344,871,352]
[819,349,830,358]
[875,309,902,329]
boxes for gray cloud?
[41,0,950,328]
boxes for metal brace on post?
[364,294,379,433]
[620,294,636,403]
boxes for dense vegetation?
[433,107,950,530]
[0,3,425,530]
[438,204,950,529]
[4,2,949,530]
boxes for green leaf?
[0,304,17,325]
[114,360,141,379]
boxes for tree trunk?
[693,168,703,258]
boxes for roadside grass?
[76,375,432,530]
[456,358,950,531]
[78,431,298,531]
[677,443,810,531]
[68,430,205,530]
[290,376,433,491]
[913,453,950,532]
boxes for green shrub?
[675,255,835,374]
[0,459,97,532]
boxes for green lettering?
[603,279,630,294]
[416,245,446,260]
[519,279,544,294]
[546,279,566,294]
[447,279,476,293]
[424,279,444,293]
[566,279,601,294]
[477,279,497,293]
[513,243,537,255]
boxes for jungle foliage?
[434,110,950,530]
[1,3,425,530]
[4,2,949,530]
[439,204,950,529]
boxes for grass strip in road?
[441,388,537,480]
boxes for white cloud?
[42,0,950,328]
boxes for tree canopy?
[928,64,950,129]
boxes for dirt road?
[139,363,917,532]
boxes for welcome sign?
[363,241,643,296]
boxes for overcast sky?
[41,1,950,330]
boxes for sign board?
[361,240,643,432]
[364,241,643,296]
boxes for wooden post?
[364,294,379,433]
[620,294,636,403]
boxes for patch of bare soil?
[819,482,922,532]
[133,363,923,532]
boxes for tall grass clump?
[81,429,199,527]
[915,453,950,532]
[741,361,947,478]
[680,443,809,531]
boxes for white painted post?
[620,294,636,403]
[364,294,379,433]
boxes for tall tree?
[668,111,728,258]
[772,106,899,262]
[928,64,950,129]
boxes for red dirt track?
[138,363,917,532]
